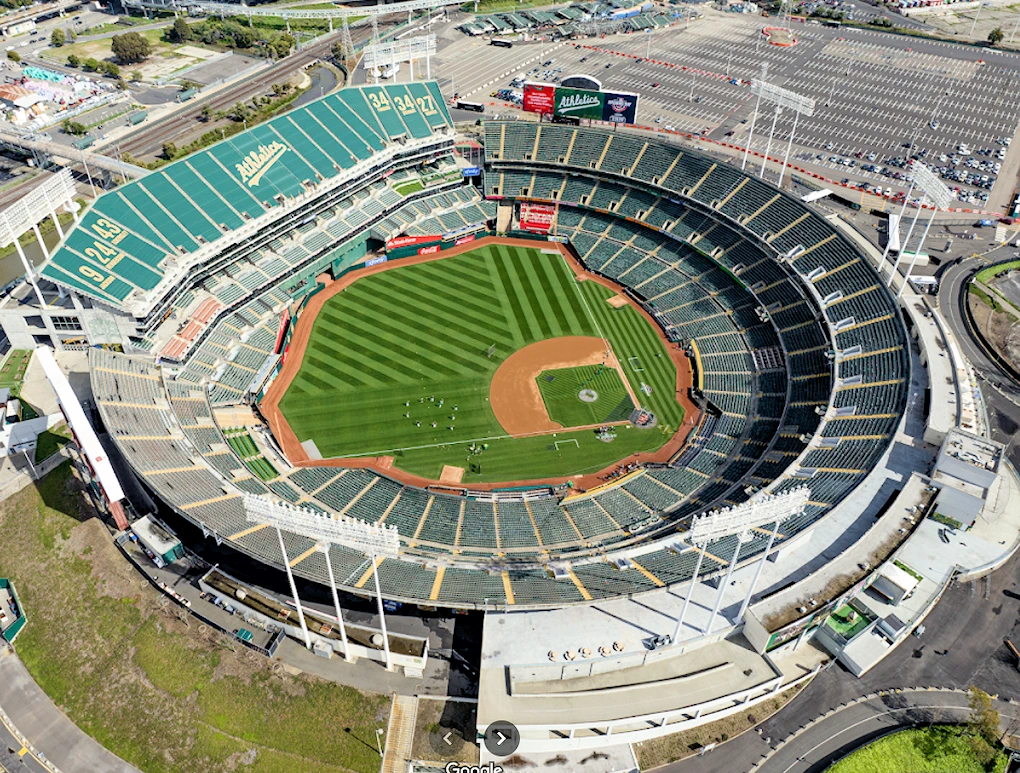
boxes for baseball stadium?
[27,80,908,611]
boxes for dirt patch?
[969,293,1020,371]
[607,294,629,308]
[489,337,634,435]
[439,465,465,484]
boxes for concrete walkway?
[0,646,141,773]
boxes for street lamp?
[375,728,384,756]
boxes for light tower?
[885,161,952,297]
[671,487,811,642]
[243,495,401,669]
[746,80,815,187]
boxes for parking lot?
[437,8,1020,209]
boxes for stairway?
[381,694,418,773]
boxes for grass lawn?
[394,180,424,196]
[0,349,31,395]
[34,421,73,463]
[824,604,872,640]
[537,365,634,427]
[827,726,1008,773]
[975,259,1020,286]
[277,244,683,482]
[43,27,171,63]
[0,461,390,773]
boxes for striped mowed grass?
[277,244,684,482]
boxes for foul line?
[569,270,612,356]
[328,420,630,460]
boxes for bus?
[455,100,485,112]
[491,38,514,48]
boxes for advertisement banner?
[455,234,476,246]
[520,203,556,233]
[386,235,441,251]
[552,86,604,120]
[365,255,388,268]
[523,82,556,115]
[418,244,441,255]
[602,90,638,124]
[522,83,638,125]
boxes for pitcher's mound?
[440,465,465,484]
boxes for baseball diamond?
[269,241,686,484]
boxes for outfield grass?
[537,365,633,427]
[0,462,389,773]
[277,244,683,482]
[827,726,1007,773]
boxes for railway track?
[110,18,394,160]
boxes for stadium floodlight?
[746,80,816,186]
[886,161,952,298]
[0,169,77,307]
[673,487,810,641]
[244,495,400,668]
[363,34,437,80]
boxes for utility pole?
[341,15,354,63]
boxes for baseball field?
[274,242,686,483]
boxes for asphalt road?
[755,690,1020,773]
[938,256,1020,470]
[669,549,1020,772]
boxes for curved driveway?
[756,690,1019,773]
[938,257,1020,469]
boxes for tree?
[82,57,100,72]
[271,35,293,59]
[200,104,211,122]
[228,101,251,122]
[50,28,65,47]
[6,50,20,62]
[161,142,178,160]
[969,686,1000,744]
[100,61,120,78]
[169,17,191,43]
[233,26,255,49]
[111,31,151,64]
[967,735,999,768]
[66,53,80,68]
[131,70,142,82]
[62,120,87,135]
[989,26,1004,45]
